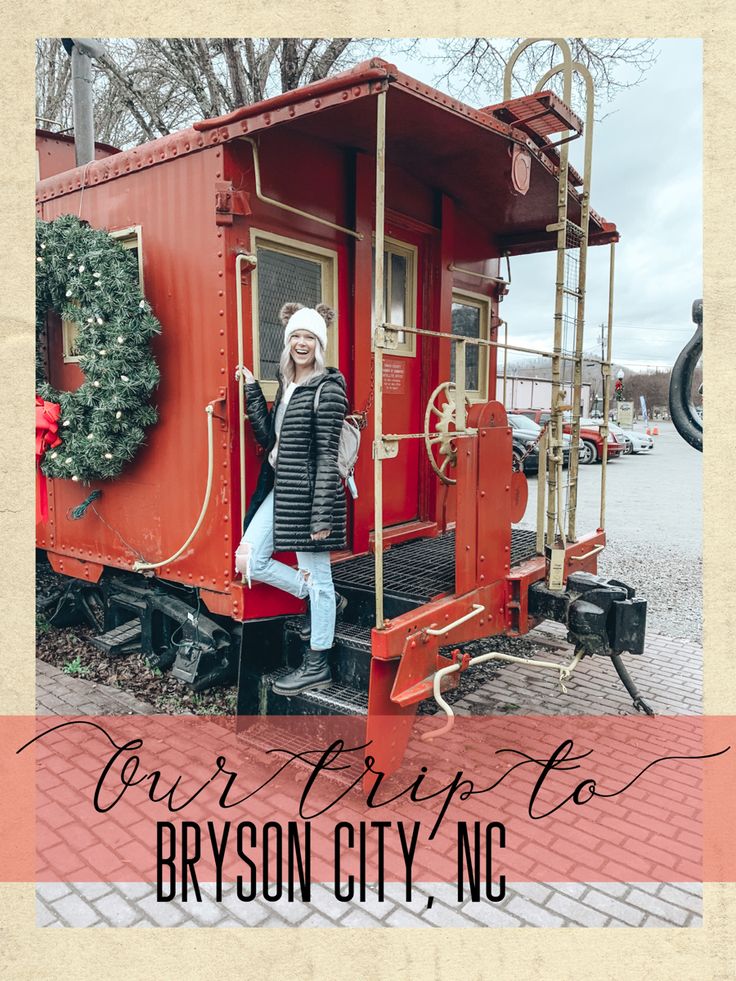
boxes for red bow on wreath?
[36,396,62,524]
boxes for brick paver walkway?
[35,626,703,929]
[36,659,157,716]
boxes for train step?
[284,618,372,689]
[262,667,368,717]
[89,618,142,657]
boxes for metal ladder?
[503,39,599,587]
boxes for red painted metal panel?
[366,657,418,781]
[454,434,479,595]
[476,403,513,585]
[371,580,508,662]
[35,130,120,181]
[47,552,103,583]
[38,148,238,605]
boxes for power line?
[611,323,692,333]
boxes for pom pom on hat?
[280,302,334,350]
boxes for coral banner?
[1,715,733,895]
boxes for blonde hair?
[279,337,326,386]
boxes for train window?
[61,306,81,362]
[110,225,144,289]
[450,290,490,401]
[371,238,417,357]
[250,230,338,399]
[62,225,144,365]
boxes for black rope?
[69,489,102,519]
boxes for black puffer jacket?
[244,368,348,551]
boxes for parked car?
[516,409,625,464]
[508,413,572,473]
[609,423,653,454]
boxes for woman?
[235,302,348,696]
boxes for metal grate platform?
[285,617,373,649]
[511,527,538,566]
[269,667,369,713]
[332,528,539,602]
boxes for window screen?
[450,301,481,391]
[256,247,323,380]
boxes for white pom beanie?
[284,307,327,350]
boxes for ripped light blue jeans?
[235,491,336,651]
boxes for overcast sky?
[379,38,702,372]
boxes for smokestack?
[61,38,107,167]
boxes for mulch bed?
[36,620,237,716]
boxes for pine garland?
[36,215,161,482]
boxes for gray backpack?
[314,382,361,499]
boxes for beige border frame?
[5,19,734,981]
[249,226,338,400]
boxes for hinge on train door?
[215,182,251,225]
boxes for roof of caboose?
[36,58,618,255]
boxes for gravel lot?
[520,420,702,641]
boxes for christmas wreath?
[36,214,161,483]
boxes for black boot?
[297,592,348,643]
[272,648,332,696]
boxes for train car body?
[36,128,121,181]
[36,53,649,767]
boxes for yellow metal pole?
[235,252,257,533]
[536,429,548,555]
[455,339,466,432]
[373,90,387,629]
[600,242,616,530]
[565,238,589,539]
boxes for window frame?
[372,235,418,358]
[249,228,338,401]
[62,225,144,365]
[450,288,491,403]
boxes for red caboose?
[37,42,649,771]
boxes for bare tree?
[36,37,658,150]
[416,37,657,111]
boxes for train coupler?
[528,571,654,713]
[528,571,647,658]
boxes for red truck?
[516,410,625,464]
